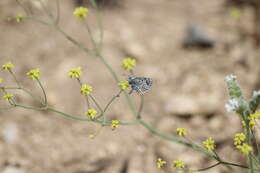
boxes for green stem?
[9,70,21,88]
[89,94,103,113]
[36,78,47,105]
[195,162,221,172]
[138,119,217,159]
[103,90,122,113]
[137,95,144,119]
[0,106,16,111]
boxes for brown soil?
[0,0,260,173]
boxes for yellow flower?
[251,110,260,119]
[0,78,3,84]
[236,144,252,155]
[173,160,185,169]
[248,114,257,128]
[118,81,129,90]
[249,119,256,128]
[234,133,246,146]
[111,120,120,129]
[68,67,82,78]
[156,158,167,169]
[3,93,13,101]
[15,14,25,22]
[73,7,89,19]
[176,128,186,137]
[242,120,246,128]
[203,137,215,151]
[27,69,40,80]
[230,7,241,19]
[80,84,92,95]
[88,134,95,140]
[86,109,97,119]
[122,58,136,70]
[2,62,14,71]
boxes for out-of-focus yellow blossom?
[251,110,260,119]
[27,69,40,80]
[230,8,241,19]
[2,62,14,71]
[176,128,186,137]
[118,81,129,90]
[88,134,95,140]
[236,144,252,155]
[111,120,120,129]
[80,84,92,95]
[85,109,97,119]
[203,137,215,151]
[68,67,82,78]
[157,158,167,169]
[73,7,89,19]
[15,14,25,22]
[122,58,136,70]
[173,160,185,169]
[234,133,246,146]
[3,93,13,101]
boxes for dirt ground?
[0,0,260,173]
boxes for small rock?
[183,24,215,49]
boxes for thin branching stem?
[36,78,47,105]
[15,0,31,15]
[103,90,123,113]
[195,162,221,172]
[55,0,60,24]
[89,94,103,113]
[9,70,21,88]
[39,0,54,21]
[137,95,144,119]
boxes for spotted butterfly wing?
[128,77,152,95]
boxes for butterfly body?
[128,77,152,95]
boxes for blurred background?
[0,0,260,172]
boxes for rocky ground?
[0,0,260,173]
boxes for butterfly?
[128,77,152,95]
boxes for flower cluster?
[156,158,167,168]
[2,62,14,71]
[176,128,186,137]
[203,137,215,151]
[156,158,185,169]
[88,134,95,140]
[3,93,13,101]
[80,84,92,95]
[236,144,252,155]
[85,109,97,119]
[15,14,25,22]
[233,133,252,155]
[27,69,40,80]
[248,114,256,128]
[68,67,82,78]
[111,120,120,129]
[234,133,246,146]
[118,81,129,90]
[122,58,136,70]
[73,7,89,19]
[230,8,241,19]
[173,160,185,169]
